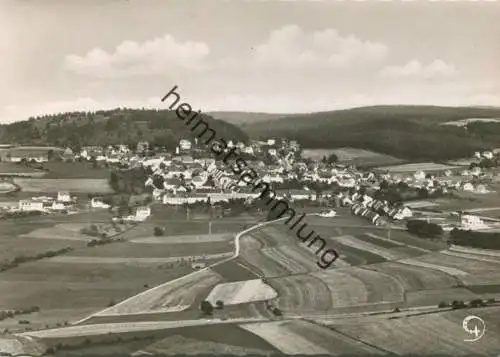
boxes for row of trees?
[0,247,73,272]
[0,306,40,321]
[438,298,495,309]
[406,219,443,238]
[449,229,500,250]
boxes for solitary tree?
[215,300,224,309]
[200,300,214,315]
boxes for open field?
[301,147,404,167]
[206,279,277,306]
[130,233,232,244]
[240,319,384,355]
[211,258,259,282]
[0,335,47,356]
[137,333,273,356]
[0,220,88,262]
[368,261,459,292]
[13,178,113,193]
[20,223,97,241]
[268,266,405,315]
[122,220,245,239]
[329,306,500,355]
[46,253,233,265]
[42,162,110,179]
[413,251,500,275]
[22,317,268,339]
[268,274,332,313]
[329,235,408,260]
[0,258,193,332]
[94,268,223,316]
[376,162,461,173]
[0,162,45,176]
[441,117,500,126]
[68,240,233,258]
[39,322,277,356]
[431,189,500,211]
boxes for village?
[1,137,500,233]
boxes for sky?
[1,0,500,123]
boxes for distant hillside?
[0,109,248,150]
[207,111,302,125]
[245,105,500,161]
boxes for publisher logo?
[463,315,486,342]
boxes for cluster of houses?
[3,137,500,228]
[335,191,413,226]
[16,191,74,212]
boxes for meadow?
[301,147,404,167]
[376,162,461,173]
[12,178,113,194]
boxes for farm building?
[179,139,192,151]
[460,214,488,230]
[134,206,151,221]
[18,200,44,212]
[0,147,62,163]
[90,197,110,209]
[57,191,71,203]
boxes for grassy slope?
[207,111,301,126]
[244,105,500,161]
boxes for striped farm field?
[45,253,233,265]
[377,162,460,173]
[130,233,232,244]
[94,268,223,316]
[405,287,478,306]
[329,235,405,261]
[13,178,113,193]
[240,319,384,355]
[339,267,405,304]
[368,261,458,292]
[460,272,500,286]
[268,274,332,313]
[240,245,291,277]
[414,252,500,275]
[330,307,500,355]
[206,279,277,306]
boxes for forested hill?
[207,111,302,125]
[244,105,500,161]
[0,108,248,150]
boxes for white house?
[476,184,489,194]
[243,146,254,155]
[393,207,413,220]
[179,139,192,151]
[463,182,474,191]
[268,148,277,156]
[461,214,488,229]
[19,200,44,212]
[91,197,110,209]
[51,201,65,210]
[134,206,151,221]
[483,151,494,159]
[57,191,71,203]
[413,170,426,180]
